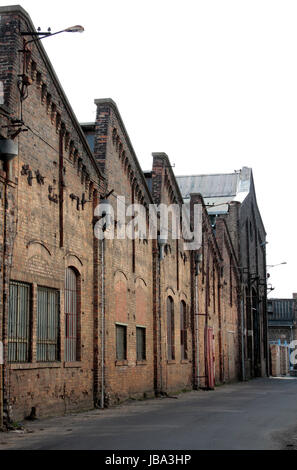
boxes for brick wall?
[190,194,223,389]
[93,99,155,405]
[0,6,105,420]
[0,4,266,422]
[215,218,241,383]
[151,153,192,394]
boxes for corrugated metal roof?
[177,168,252,214]
[268,299,295,323]
[177,173,239,199]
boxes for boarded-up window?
[180,301,187,360]
[116,324,127,360]
[8,281,31,363]
[136,327,146,361]
[167,297,175,360]
[65,267,80,362]
[37,287,60,362]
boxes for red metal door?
[207,327,215,389]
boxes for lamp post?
[17,25,84,120]
[21,25,84,45]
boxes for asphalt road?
[1,377,297,450]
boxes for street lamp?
[21,25,84,45]
[17,24,84,123]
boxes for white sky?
[2,0,295,297]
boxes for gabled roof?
[177,167,252,214]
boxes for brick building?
[177,168,268,380]
[215,218,241,382]
[0,5,267,423]
[83,99,155,406]
[144,153,193,394]
[0,5,106,421]
[268,295,297,346]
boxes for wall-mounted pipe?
[195,271,199,389]
[101,238,105,409]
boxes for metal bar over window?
[116,325,127,360]
[167,297,175,360]
[8,281,31,363]
[65,268,78,362]
[37,287,59,362]
[180,301,187,360]
[136,327,146,361]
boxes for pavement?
[1,377,297,450]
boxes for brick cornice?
[152,152,184,206]
[94,98,153,205]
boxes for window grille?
[8,281,31,363]
[136,327,146,361]
[116,324,127,360]
[65,268,80,362]
[180,301,187,360]
[37,287,60,362]
[167,297,175,360]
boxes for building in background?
[268,295,297,346]
[177,168,268,379]
[268,296,297,378]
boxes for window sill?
[180,360,189,364]
[64,362,82,369]
[10,362,61,370]
[115,360,128,367]
[167,360,176,365]
[136,360,147,366]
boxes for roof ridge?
[176,173,238,178]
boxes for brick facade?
[0,6,105,421]
[215,218,241,383]
[222,181,268,379]
[149,153,192,394]
[93,99,155,405]
[0,5,266,423]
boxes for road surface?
[1,377,297,450]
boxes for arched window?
[180,301,187,360]
[167,297,175,360]
[65,267,80,362]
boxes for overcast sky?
[2,0,295,297]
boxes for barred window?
[167,296,175,360]
[8,281,31,363]
[116,324,127,361]
[180,301,187,360]
[65,267,80,362]
[37,287,60,362]
[136,327,146,361]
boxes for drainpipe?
[241,296,246,381]
[195,270,199,389]
[0,178,6,429]
[99,194,113,409]
[290,326,293,372]
[101,237,105,409]
[158,236,166,393]
[194,252,202,390]
[0,341,3,429]
[0,139,18,428]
